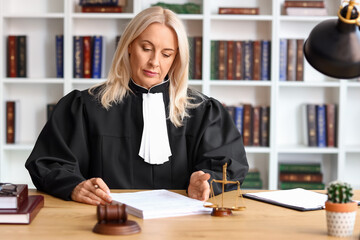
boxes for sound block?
[211,207,232,217]
[93,220,141,235]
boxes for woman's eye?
[143,47,151,51]
[163,53,171,58]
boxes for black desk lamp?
[304,0,360,79]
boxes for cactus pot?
[325,201,357,237]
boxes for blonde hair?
[89,6,196,127]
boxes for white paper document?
[110,190,212,219]
[243,188,328,211]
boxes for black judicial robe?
[25,80,248,200]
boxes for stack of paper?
[110,190,212,219]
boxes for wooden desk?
[1,190,360,240]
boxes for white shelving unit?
[1,0,359,189]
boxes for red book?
[242,104,253,146]
[252,106,261,146]
[234,41,243,80]
[280,173,323,182]
[0,195,44,224]
[326,103,336,147]
[284,1,325,8]
[194,37,202,80]
[296,39,304,81]
[219,7,260,15]
[81,6,123,13]
[0,184,28,209]
[6,101,15,144]
[218,41,226,80]
[253,40,261,80]
[83,36,92,78]
[7,36,17,78]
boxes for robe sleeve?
[25,90,90,200]
[191,97,249,195]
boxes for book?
[218,40,227,80]
[0,195,44,224]
[285,7,327,16]
[218,7,260,15]
[295,39,304,81]
[0,184,28,209]
[7,36,17,78]
[82,36,92,78]
[325,103,336,147]
[234,105,243,134]
[242,104,252,146]
[73,36,84,78]
[227,40,234,80]
[252,40,261,81]
[6,101,16,144]
[304,104,317,147]
[284,1,325,8]
[110,190,212,219]
[279,173,323,182]
[92,35,103,78]
[316,104,327,147]
[79,0,126,6]
[16,36,27,78]
[260,106,270,146]
[243,41,253,80]
[244,188,329,211]
[279,163,321,173]
[279,39,287,81]
[260,40,271,81]
[81,6,123,13]
[234,41,243,80]
[286,39,296,81]
[252,106,261,146]
[55,35,64,78]
[194,37,202,80]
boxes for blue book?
[92,36,103,78]
[260,40,271,81]
[316,105,327,147]
[55,35,63,78]
[243,41,253,80]
[234,105,244,134]
[279,39,287,81]
[73,36,83,78]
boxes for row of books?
[73,35,104,79]
[0,184,44,224]
[218,7,260,15]
[225,104,270,147]
[279,38,304,81]
[283,0,327,16]
[79,0,126,13]
[188,37,203,80]
[211,40,271,81]
[152,2,201,14]
[242,169,263,189]
[279,163,325,190]
[304,103,337,148]
[6,35,27,78]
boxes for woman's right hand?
[71,177,112,205]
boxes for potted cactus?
[325,181,357,237]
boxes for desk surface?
[1,189,360,240]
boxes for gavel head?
[97,204,128,224]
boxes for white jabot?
[138,92,172,165]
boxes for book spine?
[279,39,287,81]
[92,35,103,78]
[296,39,304,81]
[252,106,261,146]
[227,41,234,80]
[188,37,194,79]
[218,40,226,80]
[306,104,317,147]
[245,171,261,180]
[7,36,17,78]
[218,7,260,15]
[243,41,253,80]
[316,104,327,147]
[242,104,252,146]
[73,36,84,78]
[234,105,243,134]
[83,36,92,78]
[286,39,296,81]
[16,185,29,209]
[279,173,323,182]
[79,0,126,6]
[279,163,321,173]
[285,7,328,16]
[260,106,270,147]
[194,37,202,80]
[17,36,27,78]
[56,35,64,78]
[242,180,263,189]
[81,6,123,13]
[284,1,325,8]
[260,40,271,81]
[252,40,261,81]
[325,103,336,147]
[6,101,16,144]
[234,41,243,80]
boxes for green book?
[244,171,261,181]
[242,179,263,189]
[280,182,325,190]
[279,163,321,173]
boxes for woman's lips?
[143,70,158,77]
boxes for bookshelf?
[1,0,359,190]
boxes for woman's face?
[128,23,178,89]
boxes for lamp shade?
[304,5,360,79]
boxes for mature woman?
[25,6,248,205]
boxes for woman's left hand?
[187,171,210,201]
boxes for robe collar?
[129,78,170,94]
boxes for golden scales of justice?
[205,163,246,216]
